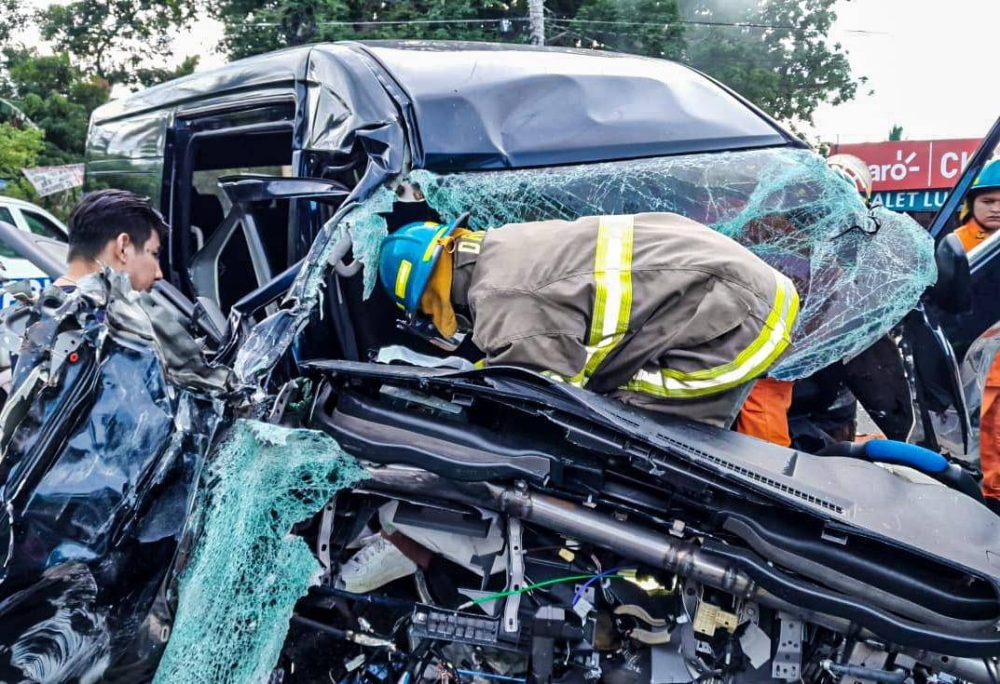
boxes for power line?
[551,17,889,35]
[237,16,888,36]
[247,17,531,27]
[547,20,620,51]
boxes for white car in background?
[0,196,68,305]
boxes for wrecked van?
[0,41,998,684]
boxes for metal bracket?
[48,330,84,384]
[503,517,524,635]
[269,379,297,422]
[772,612,804,681]
[317,498,336,575]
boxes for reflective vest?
[954,219,995,253]
[462,213,799,401]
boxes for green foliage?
[888,124,904,141]
[39,0,199,85]
[679,0,864,126]
[210,0,521,60]
[0,48,109,213]
[0,0,27,47]
[0,49,110,164]
[134,54,200,88]
[561,0,683,59]
[211,0,860,126]
[0,122,43,200]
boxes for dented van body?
[0,41,995,684]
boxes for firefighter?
[953,159,1000,253]
[378,213,799,428]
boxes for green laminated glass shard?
[344,147,935,380]
[154,420,366,684]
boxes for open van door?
[903,116,1000,456]
[927,116,1000,357]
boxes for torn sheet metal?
[234,149,402,387]
[0,272,228,682]
[153,420,365,684]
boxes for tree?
[0,49,110,215]
[39,0,199,86]
[559,0,683,59]
[210,0,522,61]
[888,124,903,141]
[134,55,200,89]
[0,0,27,49]
[0,122,43,201]
[210,0,860,127]
[678,0,864,127]
[0,49,110,165]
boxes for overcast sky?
[22,0,1000,144]
[809,0,1000,143]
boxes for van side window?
[22,210,64,241]
[0,208,21,259]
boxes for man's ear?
[115,233,133,258]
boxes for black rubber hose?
[291,614,349,639]
[724,513,997,619]
[701,539,1000,657]
[722,517,998,632]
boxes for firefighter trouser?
[611,381,756,429]
[734,377,794,446]
[980,353,1000,501]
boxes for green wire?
[470,573,624,605]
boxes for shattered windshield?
[336,146,936,380]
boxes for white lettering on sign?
[868,151,921,183]
[872,189,951,211]
[940,151,972,180]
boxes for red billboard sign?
[830,139,981,192]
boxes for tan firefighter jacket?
[454,213,799,400]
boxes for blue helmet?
[971,159,1000,194]
[378,217,465,314]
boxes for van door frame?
[164,93,301,291]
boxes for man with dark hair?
[54,189,168,292]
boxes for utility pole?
[529,0,544,45]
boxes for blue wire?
[570,566,632,607]
[457,669,527,683]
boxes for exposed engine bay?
[264,361,1000,684]
[290,495,941,684]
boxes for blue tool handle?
[862,439,949,474]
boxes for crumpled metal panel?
[0,273,227,682]
[234,130,406,387]
[357,41,798,171]
[397,147,936,380]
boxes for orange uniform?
[979,354,1000,500]
[735,377,794,446]
[953,219,995,253]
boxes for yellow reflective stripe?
[422,225,450,262]
[661,274,791,382]
[583,334,624,378]
[394,260,413,299]
[580,215,634,383]
[625,273,799,399]
[540,370,586,388]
